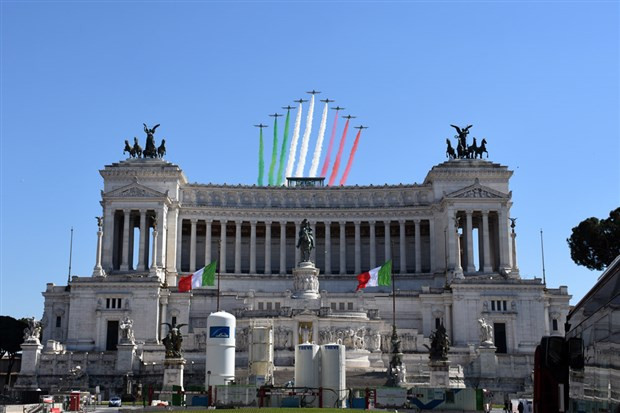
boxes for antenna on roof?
[540,228,546,285]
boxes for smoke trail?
[308,101,329,177]
[339,127,364,186]
[295,94,315,177]
[268,117,279,186]
[320,108,340,177]
[258,127,264,186]
[285,103,303,179]
[276,110,292,186]
[328,117,351,186]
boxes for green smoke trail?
[268,117,279,186]
[258,127,265,186]
[276,110,291,186]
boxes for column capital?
[465,209,474,215]
[190,218,198,224]
[250,220,258,226]
[368,220,376,225]
[123,208,131,214]
[139,208,147,214]
[414,218,421,224]
[265,220,273,225]
[220,219,228,224]
[481,210,490,216]
[339,220,346,226]
[398,219,406,225]
[235,220,243,225]
[205,218,213,224]
[384,220,391,227]
[354,220,361,226]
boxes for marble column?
[165,206,179,276]
[265,221,272,274]
[150,226,158,271]
[324,222,332,275]
[339,221,346,274]
[465,211,475,272]
[414,219,422,274]
[190,219,197,273]
[454,216,463,274]
[279,222,286,274]
[235,220,242,274]
[369,220,376,269]
[498,209,510,274]
[160,294,169,342]
[205,220,212,265]
[482,211,492,272]
[102,205,115,271]
[511,221,519,272]
[120,209,131,271]
[429,219,436,272]
[93,219,105,277]
[250,221,257,274]
[384,221,391,262]
[399,220,407,273]
[138,209,147,271]
[294,222,301,265]
[354,221,361,274]
[176,218,184,272]
[310,221,317,263]
[220,220,227,274]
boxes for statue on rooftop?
[296,219,315,263]
[143,123,159,158]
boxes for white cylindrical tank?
[321,344,346,408]
[249,326,273,379]
[294,343,320,389]
[206,311,236,386]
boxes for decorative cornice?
[444,180,510,200]
[103,182,170,201]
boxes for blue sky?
[1,1,618,319]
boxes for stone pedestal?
[292,262,320,299]
[478,345,498,377]
[429,360,451,388]
[162,358,186,391]
[14,340,43,390]
[116,342,136,372]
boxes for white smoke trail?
[284,103,303,179]
[308,101,329,177]
[294,94,315,177]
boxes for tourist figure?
[517,401,524,413]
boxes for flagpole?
[391,240,396,331]
[67,227,74,284]
[217,240,221,312]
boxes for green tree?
[0,316,28,387]
[567,207,620,270]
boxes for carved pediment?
[105,182,168,199]
[446,182,509,199]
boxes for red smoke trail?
[327,118,350,186]
[339,128,363,186]
[320,109,340,177]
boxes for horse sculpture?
[123,140,136,158]
[472,138,488,159]
[446,139,456,159]
[456,138,468,159]
[132,137,143,158]
[296,219,315,263]
[157,139,166,158]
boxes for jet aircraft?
[306,90,321,95]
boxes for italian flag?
[178,261,217,292]
[356,260,392,291]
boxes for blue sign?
[209,326,230,338]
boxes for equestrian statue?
[445,124,489,160]
[296,219,315,263]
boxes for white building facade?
[18,155,570,397]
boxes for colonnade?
[177,218,434,275]
[449,209,511,274]
[109,209,157,271]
